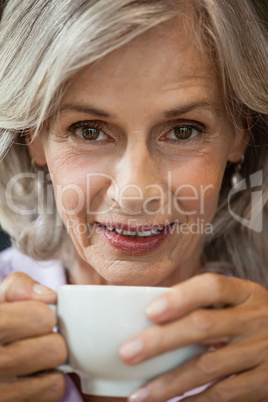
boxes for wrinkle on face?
[27,15,248,287]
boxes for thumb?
[0,272,57,304]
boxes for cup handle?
[49,304,74,374]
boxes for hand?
[119,273,268,401]
[0,272,68,402]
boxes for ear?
[26,132,47,166]
[227,126,251,163]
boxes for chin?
[97,266,167,287]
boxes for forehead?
[63,19,224,114]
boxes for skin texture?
[29,23,247,287]
[2,19,268,402]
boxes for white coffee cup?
[51,285,204,397]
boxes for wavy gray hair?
[0,0,267,284]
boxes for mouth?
[96,222,175,255]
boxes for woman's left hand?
[119,273,268,401]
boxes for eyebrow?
[60,104,112,118]
[163,101,223,118]
[59,100,223,119]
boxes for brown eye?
[173,127,193,140]
[68,122,109,141]
[82,127,100,140]
[163,123,203,143]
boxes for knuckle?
[45,372,65,401]
[261,341,268,359]
[142,375,169,402]
[49,334,68,364]
[250,306,268,326]
[0,346,16,378]
[0,303,9,330]
[256,367,268,385]
[201,273,225,295]
[32,301,56,330]
[196,352,218,378]
[208,382,234,402]
[5,272,27,281]
[250,282,267,298]
[259,304,268,319]
[0,372,65,402]
[0,272,33,303]
[1,272,29,290]
[191,309,213,332]
[241,305,268,334]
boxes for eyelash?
[67,120,110,141]
[162,122,206,143]
[67,120,207,143]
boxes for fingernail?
[33,283,55,295]
[119,338,143,359]
[145,297,167,317]
[129,387,150,401]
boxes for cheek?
[170,156,226,219]
[45,151,111,221]
[53,176,112,223]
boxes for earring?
[231,155,245,187]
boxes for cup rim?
[57,284,171,292]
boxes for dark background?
[0,229,10,252]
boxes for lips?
[96,222,175,255]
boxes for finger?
[145,273,264,323]
[0,300,57,344]
[128,340,268,402]
[120,307,254,364]
[0,272,57,304]
[183,365,268,402]
[0,333,67,378]
[0,371,65,402]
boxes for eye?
[165,125,202,141]
[68,121,109,141]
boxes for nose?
[106,143,165,215]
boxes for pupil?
[82,128,99,140]
[174,127,192,139]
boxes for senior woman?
[0,0,267,401]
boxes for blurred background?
[0,229,10,252]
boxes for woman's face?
[29,22,247,286]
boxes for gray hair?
[0,0,267,284]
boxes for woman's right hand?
[0,272,68,402]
